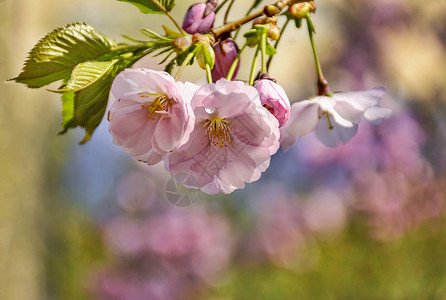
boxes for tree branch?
[211,0,309,38]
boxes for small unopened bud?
[197,42,215,70]
[192,33,207,44]
[254,77,291,127]
[253,16,277,26]
[268,24,280,41]
[212,38,240,81]
[182,1,216,34]
[264,4,280,17]
[173,36,192,53]
[289,2,316,19]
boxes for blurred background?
[1,0,446,299]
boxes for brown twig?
[211,0,309,38]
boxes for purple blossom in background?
[91,198,233,299]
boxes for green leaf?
[306,16,316,34]
[140,29,172,42]
[117,0,175,14]
[59,92,77,134]
[74,75,114,144]
[265,42,276,56]
[294,18,302,28]
[12,23,117,88]
[54,60,119,93]
[162,25,182,39]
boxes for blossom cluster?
[108,68,390,194]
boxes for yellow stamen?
[203,117,232,148]
[318,111,334,130]
[141,95,171,120]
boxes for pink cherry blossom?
[254,79,291,127]
[165,79,280,194]
[108,69,198,165]
[281,86,391,149]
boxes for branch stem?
[306,15,330,96]
[175,51,195,81]
[266,17,289,71]
[205,64,213,83]
[226,43,247,80]
[214,0,230,14]
[224,0,236,24]
[260,30,268,74]
[212,0,308,38]
[249,48,260,85]
[151,0,186,35]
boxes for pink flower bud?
[254,78,291,127]
[182,2,216,34]
[211,38,240,81]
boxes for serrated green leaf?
[54,60,119,93]
[74,75,114,144]
[12,23,117,88]
[117,0,175,14]
[59,92,77,134]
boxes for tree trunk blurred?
[0,0,56,299]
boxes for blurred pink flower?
[301,188,347,237]
[144,208,232,281]
[104,217,147,257]
[353,168,444,240]
[166,79,280,194]
[281,86,391,148]
[255,191,308,270]
[108,69,198,164]
[254,79,291,127]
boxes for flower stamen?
[318,111,334,130]
[203,117,232,148]
[141,95,172,120]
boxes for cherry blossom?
[108,69,198,164]
[166,79,280,194]
[281,86,391,148]
[254,78,291,127]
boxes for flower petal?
[364,107,392,124]
[284,100,320,138]
[315,119,358,147]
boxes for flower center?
[318,111,334,130]
[203,117,232,148]
[141,94,172,120]
[263,104,275,115]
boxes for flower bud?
[182,1,216,34]
[173,36,192,53]
[197,43,215,70]
[288,2,316,19]
[194,34,215,70]
[268,24,280,41]
[211,38,240,81]
[254,77,291,127]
